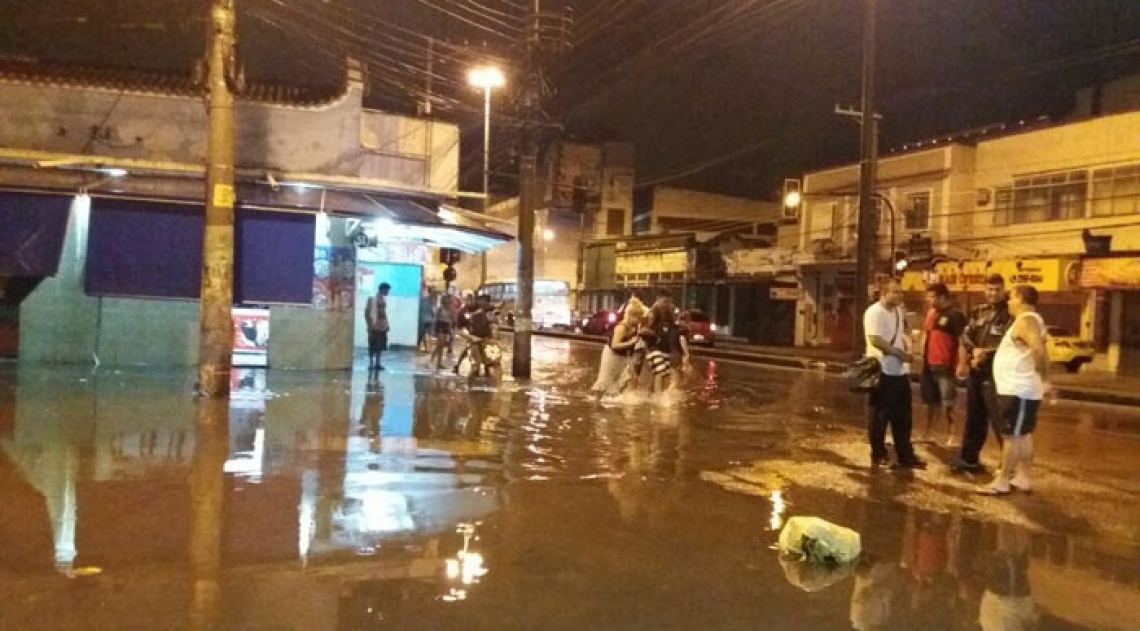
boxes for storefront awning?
[357,196,512,253]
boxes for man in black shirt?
[459,294,499,381]
[952,274,1013,473]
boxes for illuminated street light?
[543,228,555,242]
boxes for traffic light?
[439,248,462,265]
[782,178,802,220]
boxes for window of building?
[606,207,624,236]
[993,171,1087,226]
[1091,164,1140,217]
[904,192,931,230]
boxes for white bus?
[478,279,574,330]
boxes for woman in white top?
[980,285,1049,496]
[590,297,647,400]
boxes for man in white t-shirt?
[979,284,1049,496]
[863,278,926,469]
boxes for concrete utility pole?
[198,0,237,397]
[189,397,228,629]
[512,0,541,379]
[853,0,878,360]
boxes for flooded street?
[2,336,1139,630]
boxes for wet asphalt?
[1,336,1139,630]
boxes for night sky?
[2,0,1139,200]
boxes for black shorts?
[920,365,957,408]
[996,395,1040,436]
[368,330,388,353]
[434,321,452,336]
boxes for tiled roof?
[0,57,347,107]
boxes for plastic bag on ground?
[778,554,855,592]
[778,516,862,565]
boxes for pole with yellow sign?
[197,0,237,398]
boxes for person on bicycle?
[459,294,499,381]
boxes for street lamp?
[469,66,505,288]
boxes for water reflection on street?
[1,336,1139,630]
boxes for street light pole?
[854,0,879,360]
[482,85,492,213]
[469,67,504,289]
[480,85,491,287]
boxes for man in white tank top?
[979,285,1050,496]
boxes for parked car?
[1046,325,1094,373]
[682,309,716,346]
[579,309,620,336]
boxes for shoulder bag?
[845,308,901,393]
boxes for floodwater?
[2,337,1139,630]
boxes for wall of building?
[0,73,459,192]
[649,186,781,233]
[973,111,1140,259]
[19,196,354,369]
[799,146,956,259]
[597,142,635,239]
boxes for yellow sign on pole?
[212,183,235,208]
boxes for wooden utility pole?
[198,0,237,397]
[853,0,878,360]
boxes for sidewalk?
[534,330,1140,408]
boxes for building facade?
[790,110,1140,374]
[0,59,508,368]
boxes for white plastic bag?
[778,516,862,565]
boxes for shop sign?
[723,247,795,277]
[770,286,801,301]
[615,235,692,253]
[232,308,269,367]
[1080,257,1140,289]
[901,258,1074,292]
[615,249,688,275]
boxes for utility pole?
[512,0,541,379]
[198,0,237,398]
[853,0,878,360]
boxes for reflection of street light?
[542,228,555,242]
[782,189,897,278]
[469,66,505,287]
[442,522,488,602]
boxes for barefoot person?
[364,282,391,377]
[979,285,1049,496]
[590,297,646,399]
[920,283,967,445]
[428,291,453,371]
